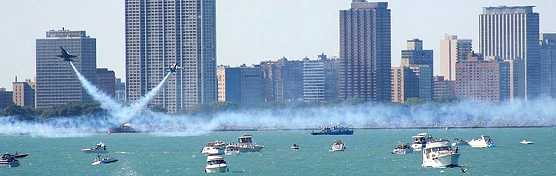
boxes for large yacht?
[467,135,495,148]
[0,154,19,168]
[411,133,432,151]
[311,125,354,135]
[205,155,228,173]
[422,140,460,168]
[330,140,346,152]
[201,141,226,155]
[227,134,264,153]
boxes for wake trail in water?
[70,62,122,112]
[116,72,173,122]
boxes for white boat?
[81,142,108,153]
[520,139,534,145]
[91,154,118,166]
[411,133,432,151]
[205,155,228,173]
[227,134,264,153]
[224,145,240,156]
[451,138,468,147]
[422,140,460,168]
[0,154,19,168]
[290,144,300,151]
[467,135,495,148]
[392,144,411,155]
[330,140,345,152]
[201,141,226,155]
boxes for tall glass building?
[125,0,217,112]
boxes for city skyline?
[1,0,556,89]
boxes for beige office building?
[439,34,472,81]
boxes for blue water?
[1,128,555,175]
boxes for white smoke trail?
[2,97,556,137]
[69,62,122,112]
[115,72,173,122]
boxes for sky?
[1,0,555,89]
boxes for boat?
[201,141,226,155]
[81,142,108,153]
[467,135,495,148]
[0,154,19,168]
[205,155,228,173]
[224,145,240,156]
[330,140,345,152]
[411,133,433,151]
[290,144,300,150]
[311,125,354,135]
[108,123,139,133]
[392,144,411,155]
[91,154,118,166]
[451,138,468,147]
[422,140,460,168]
[226,134,264,153]
[520,139,534,145]
[12,152,29,159]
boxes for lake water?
[1,128,555,175]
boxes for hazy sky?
[1,0,555,89]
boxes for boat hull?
[422,153,460,168]
[205,165,228,173]
[0,160,19,168]
[411,144,424,151]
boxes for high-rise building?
[224,65,265,107]
[0,88,13,110]
[439,34,472,80]
[401,39,433,68]
[96,68,116,97]
[432,76,455,102]
[35,29,96,109]
[391,67,417,103]
[339,1,391,102]
[455,53,510,103]
[12,78,35,108]
[125,0,217,113]
[115,78,126,103]
[479,6,540,99]
[409,65,433,102]
[540,33,556,97]
[302,54,338,104]
[217,65,227,103]
[261,58,304,104]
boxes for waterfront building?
[35,29,96,109]
[261,58,304,104]
[12,78,35,108]
[0,88,13,109]
[479,6,540,99]
[125,0,216,112]
[115,78,126,103]
[540,33,556,97]
[439,34,472,80]
[338,1,391,102]
[455,53,510,103]
[224,65,265,107]
[432,76,455,102]
[96,68,115,97]
[302,54,338,104]
[401,39,433,69]
[217,65,227,103]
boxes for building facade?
[217,65,227,103]
[432,76,456,102]
[479,6,540,99]
[224,65,265,107]
[338,1,391,102]
[12,78,35,108]
[0,88,13,110]
[540,33,556,97]
[96,68,116,97]
[115,78,126,103]
[439,34,472,80]
[455,53,510,103]
[401,39,433,68]
[261,58,304,104]
[125,0,217,112]
[35,29,96,109]
[391,67,417,103]
[302,54,338,104]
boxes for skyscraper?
[339,1,391,102]
[125,0,217,113]
[401,39,433,68]
[96,68,116,97]
[439,34,472,80]
[115,78,126,103]
[479,6,540,99]
[540,33,556,97]
[302,54,338,104]
[35,29,96,109]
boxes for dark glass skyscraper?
[125,0,217,112]
[338,1,391,102]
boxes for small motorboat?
[0,154,20,168]
[392,144,411,155]
[205,155,228,173]
[468,135,495,148]
[224,145,240,156]
[12,152,29,159]
[330,140,345,152]
[226,134,264,153]
[290,144,300,150]
[201,141,226,155]
[520,139,534,145]
[451,138,468,147]
[91,154,118,166]
[82,142,108,153]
